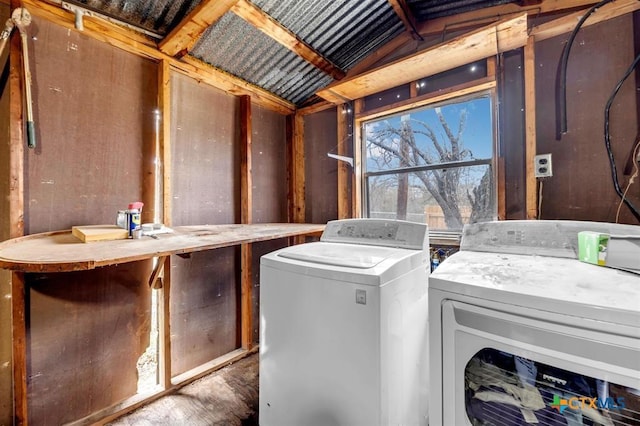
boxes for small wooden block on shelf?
[72,225,128,243]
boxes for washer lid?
[277,242,405,269]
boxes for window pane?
[365,96,493,173]
[367,165,495,232]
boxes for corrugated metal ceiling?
[59,0,523,106]
[251,0,404,71]
[67,0,201,36]
[407,0,519,21]
[191,13,334,105]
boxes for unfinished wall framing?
[534,13,639,223]
[0,7,300,424]
[1,3,640,425]
[0,4,12,424]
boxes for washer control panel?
[321,219,428,250]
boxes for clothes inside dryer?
[464,348,640,426]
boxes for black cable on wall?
[556,0,614,140]
[604,51,640,223]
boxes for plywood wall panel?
[170,73,240,375]
[27,263,152,425]
[26,16,157,233]
[500,50,527,220]
[250,105,288,344]
[169,249,238,375]
[534,15,639,223]
[252,105,287,224]
[304,108,338,224]
[170,73,239,226]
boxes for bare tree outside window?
[364,95,495,231]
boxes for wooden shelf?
[0,223,325,273]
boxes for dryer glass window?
[465,348,640,425]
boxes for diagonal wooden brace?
[148,255,167,289]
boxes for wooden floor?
[108,353,259,426]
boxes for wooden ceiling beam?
[23,0,295,114]
[387,0,421,40]
[231,0,345,80]
[530,0,640,41]
[417,0,600,38]
[317,13,528,104]
[158,0,239,57]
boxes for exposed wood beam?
[157,60,172,390]
[530,0,640,41]
[239,95,254,350]
[388,0,421,40]
[297,100,336,116]
[231,0,345,80]
[22,0,295,114]
[287,113,305,230]
[318,13,527,104]
[337,105,350,219]
[9,1,27,422]
[417,0,600,37]
[159,60,172,226]
[159,0,239,57]
[524,36,538,220]
[240,96,253,226]
[353,99,364,218]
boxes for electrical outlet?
[534,153,553,178]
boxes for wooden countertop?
[0,223,325,273]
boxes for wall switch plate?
[534,153,553,178]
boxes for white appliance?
[429,220,640,426]
[260,219,430,426]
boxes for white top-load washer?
[429,220,640,426]
[259,218,430,426]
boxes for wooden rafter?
[158,0,239,57]
[20,0,295,114]
[387,0,421,40]
[530,0,640,41]
[317,13,527,104]
[347,0,601,79]
[231,0,345,80]
[417,0,600,37]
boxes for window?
[362,91,496,233]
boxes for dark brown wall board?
[249,105,288,344]
[27,262,152,425]
[171,72,239,226]
[252,105,287,224]
[534,15,639,223]
[0,4,11,425]
[304,108,338,224]
[170,73,240,375]
[25,16,157,234]
[499,50,527,220]
[250,238,288,344]
[169,249,238,376]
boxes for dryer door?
[441,300,640,426]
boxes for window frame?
[354,74,501,239]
